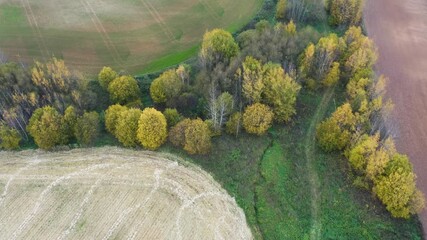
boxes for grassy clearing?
[0,0,262,75]
[160,86,423,239]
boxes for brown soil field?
[0,147,252,239]
[364,0,427,235]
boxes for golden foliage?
[105,104,128,134]
[137,108,167,150]
[115,108,143,147]
[98,66,118,90]
[183,119,212,155]
[243,103,274,135]
[27,106,64,150]
[108,76,140,105]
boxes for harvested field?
[0,0,262,74]
[364,0,427,235]
[0,147,252,240]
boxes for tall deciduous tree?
[150,69,183,104]
[262,63,301,123]
[327,0,364,26]
[200,29,239,69]
[240,56,264,104]
[137,108,167,150]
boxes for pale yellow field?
[0,147,252,240]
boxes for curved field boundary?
[364,0,427,236]
[0,147,252,240]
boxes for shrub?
[137,108,167,150]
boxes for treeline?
[314,27,425,218]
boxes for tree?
[176,64,191,85]
[207,90,234,132]
[163,108,182,128]
[263,63,301,122]
[137,108,167,150]
[63,106,77,143]
[200,29,239,68]
[183,119,212,155]
[150,69,183,104]
[346,134,379,171]
[169,118,192,147]
[105,104,128,134]
[276,0,287,19]
[327,0,364,26]
[98,66,118,90]
[226,112,242,137]
[27,106,64,150]
[115,108,142,147]
[243,103,274,135]
[322,62,340,86]
[0,123,21,150]
[285,20,297,35]
[316,118,351,152]
[74,111,100,146]
[240,56,264,104]
[374,167,416,218]
[108,76,140,105]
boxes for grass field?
[0,0,262,75]
[161,86,424,239]
[0,147,252,239]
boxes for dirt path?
[0,147,252,240]
[305,87,335,240]
[364,0,427,235]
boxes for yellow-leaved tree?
[98,66,118,90]
[183,119,212,155]
[105,104,128,135]
[137,108,167,150]
[27,106,65,150]
[243,103,274,135]
[150,69,183,104]
[115,108,142,147]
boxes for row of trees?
[27,106,99,150]
[315,27,424,218]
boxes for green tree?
[163,108,182,128]
[137,108,168,150]
[105,104,128,134]
[276,0,287,19]
[27,106,64,150]
[262,63,301,123]
[0,123,21,150]
[108,76,140,105]
[243,103,274,135]
[74,111,100,146]
[346,134,379,171]
[150,69,183,104]
[63,106,77,143]
[115,108,142,147]
[98,66,118,90]
[183,119,212,155]
[200,29,239,68]
[316,118,351,152]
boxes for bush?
[0,123,21,150]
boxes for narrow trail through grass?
[305,87,335,240]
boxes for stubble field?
[0,0,262,74]
[0,147,252,240]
